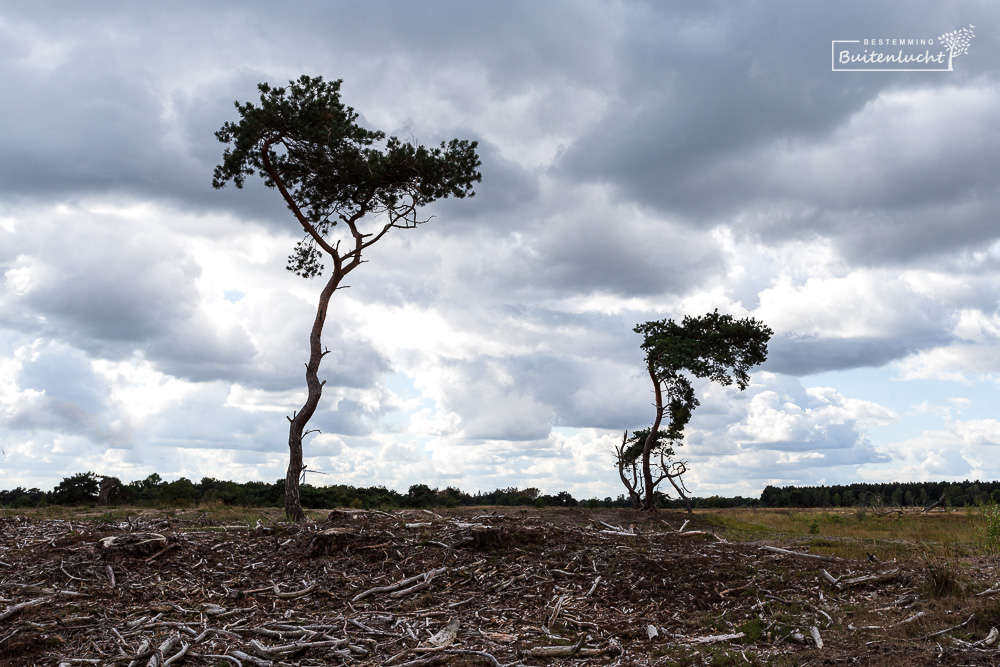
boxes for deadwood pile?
[2,508,1000,665]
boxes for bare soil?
[2,507,1000,666]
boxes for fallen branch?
[919,614,974,639]
[226,651,270,667]
[125,640,151,667]
[393,655,453,667]
[249,638,348,659]
[544,594,569,630]
[598,520,632,534]
[272,581,318,599]
[840,569,901,588]
[198,657,242,667]
[526,636,596,657]
[146,633,180,667]
[894,611,927,627]
[145,543,179,562]
[978,627,1000,647]
[99,533,167,549]
[923,492,946,513]
[822,568,901,590]
[685,632,745,645]
[390,571,439,599]
[385,619,462,665]
[0,597,50,622]
[443,648,502,666]
[353,567,448,602]
[759,545,836,561]
[491,572,529,593]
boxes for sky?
[1,1,999,501]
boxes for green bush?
[980,504,1000,553]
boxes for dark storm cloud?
[428,140,542,230]
[556,2,1000,261]
[0,2,598,231]
[528,212,725,297]
[8,214,203,351]
[766,334,925,375]
[832,195,1000,265]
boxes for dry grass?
[701,506,986,560]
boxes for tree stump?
[307,527,355,557]
[470,526,505,551]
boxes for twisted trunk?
[615,431,643,509]
[641,361,665,511]
[285,268,344,521]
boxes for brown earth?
[2,507,1000,666]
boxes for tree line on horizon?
[4,472,1000,511]
[760,480,1000,509]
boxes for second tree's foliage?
[625,310,772,510]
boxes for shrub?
[980,504,1000,554]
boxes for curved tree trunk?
[641,361,665,511]
[615,431,643,509]
[285,268,344,522]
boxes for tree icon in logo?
[938,24,975,71]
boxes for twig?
[444,648,503,666]
[272,581,318,599]
[393,655,453,667]
[199,657,242,667]
[227,651,270,667]
[894,611,927,627]
[0,597,50,622]
[920,614,974,639]
[145,543,179,562]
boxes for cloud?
[895,308,1000,382]
[2,1,1000,499]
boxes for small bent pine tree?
[618,310,772,512]
[213,76,482,521]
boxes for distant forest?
[2,473,999,510]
